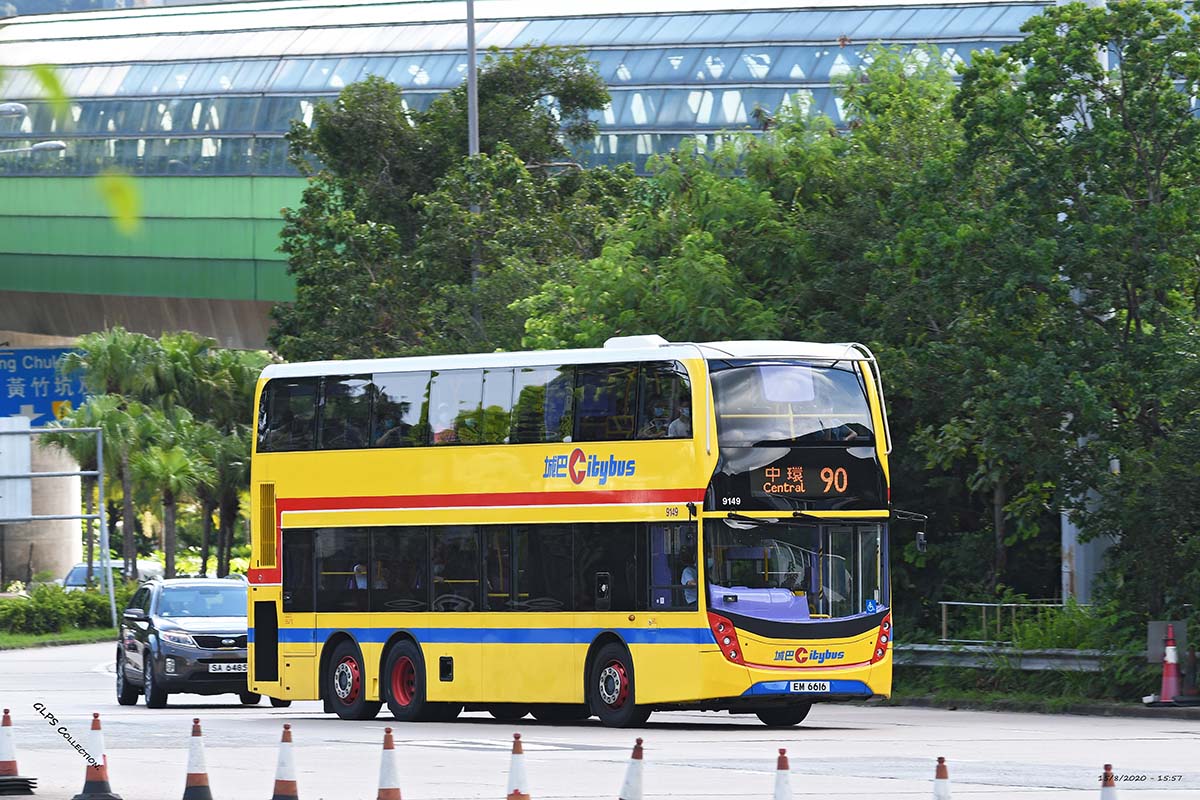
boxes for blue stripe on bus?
[252,627,714,646]
[741,679,872,696]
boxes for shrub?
[0,582,136,635]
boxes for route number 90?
[820,467,848,493]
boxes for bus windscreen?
[712,363,874,446]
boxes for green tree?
[271,46,616,361]
[412,146,637,353]
[41,395,127,585]
[956,0,1200,614]
[133,436,215,579]
[59,327,160,575]
[519,147,790,349]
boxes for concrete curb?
[887,695,1200,720]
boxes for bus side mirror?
[916,531,927,553]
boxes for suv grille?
[193,634,247,649]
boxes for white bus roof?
[260,338,873,380]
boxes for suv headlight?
[160,630,198,647]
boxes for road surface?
[1,641,1196,799]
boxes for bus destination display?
[755,464,849,497]
[707,448,884,511]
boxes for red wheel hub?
[391,655,416,707]
[598,659,630,708]
[333,655,361,705]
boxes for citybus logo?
[773,647,846,665]
[543,448,637,486]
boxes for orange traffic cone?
[933,756,950,800]
[1099,764,1117,800]
[773,749,791,800]
[270,724,298,800]
[71,712,121,800]
[618,738,643,800]
[1159,624,1182,704]
[376,727,401,800]
[0,708,36,795]
[505,733,530,800]
[182,718,213,800]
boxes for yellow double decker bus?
[246,336,894,727]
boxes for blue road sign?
[0,348,86,424]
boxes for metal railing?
[939,599,1085,645]
[0,426,115,627]
[895,643,1109,672]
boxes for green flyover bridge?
[0,176,299,349]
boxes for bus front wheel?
[755,703,812,727]
[328,640,382,721]
[588,643,651,728]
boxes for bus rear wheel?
[328,640,382,720]
[383,640,460,722]
[756,704,812,727]
[588,643,651,728]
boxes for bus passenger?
[639,396,672,438]
[668,396,692,438]
[680,549,698,605]
[346,563,368,590]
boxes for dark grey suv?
[116,578,288,708]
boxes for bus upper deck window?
[637,362,691,440]
[259,378,318,451]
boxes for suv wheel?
[239,691,262,705]
[116,650,138,706]
[143,659,168,709]
[269,697,292,708]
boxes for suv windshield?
[158,585,247,617]
[711,361,873,446]
[704,519,884,620]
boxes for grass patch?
[889,685,1108,714]
[0,627,117,650]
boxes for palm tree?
[172,416,223,577]
[202,348,272,574]
[214,429,251,576]
[132,442,214,579]
[42,395,128,585]
[60,328,161,576]
[154,331,217,413]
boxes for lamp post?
[465,0,482,331]
[466,0,479,157]
[0,102,28,118]
[0,139,66,155]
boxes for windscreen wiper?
[724,512,818,527]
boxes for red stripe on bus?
[277,488,705,512]
[247,487,705,585]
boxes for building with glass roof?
[0,0,1051,347]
